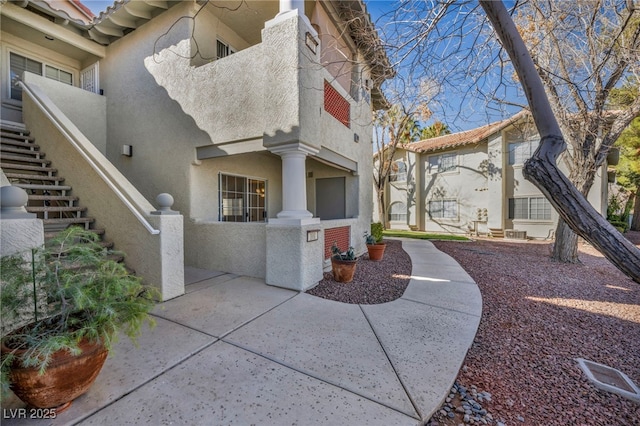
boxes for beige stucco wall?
[311,2,353,94]
[420,144,489,235]
[22,90,184,300]
[186,221,267,277]
[100,2,207,217]
[95,2,375,278]
[23,73,107,154]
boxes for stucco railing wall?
[144,40,265,146]
[21,81,184,301]
[185,221,267,279]
[22,73,107,155]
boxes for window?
[429,199,458,219]
[9,52,73,101]
[508,140,538,165]
[389,202,407,221]
[216,39,236,60]
[389,160,407,182]
[508,197,551,220]
[219,174,266,222]
[428,153,457,174]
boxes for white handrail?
[19,81,160,235]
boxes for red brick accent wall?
[324,226,351,259]
[324,80,350,128]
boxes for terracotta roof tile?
[407,110,528,153]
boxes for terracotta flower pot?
[331,257,357,283]
[1,337,109,410]
[366,243,386,261]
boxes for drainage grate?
[576,358,640,403]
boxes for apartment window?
[508,139,538,165]
[389,202,407,221]
[219,174,266,222]
[428,153,457,174]
[389,160,407,182]
[9,52,73,101]
[45,65,72,85]
[429,199,458,219]
[509,197,551,220]
[216,39,236,60]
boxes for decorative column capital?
[268,142,320,157]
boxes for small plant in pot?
[364,222,386,261]
[330,242,357,283]
[1,227,157,412]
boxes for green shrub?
[609,220,629,232]
[371,222,384,243]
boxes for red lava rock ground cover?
[429,232,640,426]
[307,239,411,304]
[307,233,640,425]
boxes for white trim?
[80,62,100,94]
[218,172,268,223]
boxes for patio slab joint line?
[221,338,420,421]
[216,292,300,340]
[358,303,423,420]
[399,295,482,319]
[78,339,218,424]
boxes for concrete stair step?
[0,162,56,173]
[0,154,50,165]
[26,206,86,213]
[5,173,64,182]
[28,194,78,202]
[489,228,504,238]
[0,138,39,149]
[0,130,33,142]
[43,217,95,226]
[13,183,71,191]
[44,228,105,240]
[0,146,43,157]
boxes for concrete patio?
[1,239,482,425]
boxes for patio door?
[316,177,345,220]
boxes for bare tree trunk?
[631,191,640,232]
[552,158,597,262]
[376,187,387,229]
[553,219,579,262]
[479,0,640,284]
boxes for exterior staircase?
[0,122,114,252]
[488,228,504,238]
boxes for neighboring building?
[375,111,610,239]
[0,0,392,296]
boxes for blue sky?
[83,0,114,15]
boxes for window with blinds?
[10,53,42,100]
[9,52,73,101]
[216,40,236,60]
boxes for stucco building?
[0,0,392,298]
[376,111,611,239]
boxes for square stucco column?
[0,186,44,257]
[265,222,323,291]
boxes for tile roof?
[406,110,529,153]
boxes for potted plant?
[1,227,157,412]
[330,242,357,283]
[364,222,386,261]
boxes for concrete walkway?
[2,239,481,425]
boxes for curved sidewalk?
[2,239,482,425]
